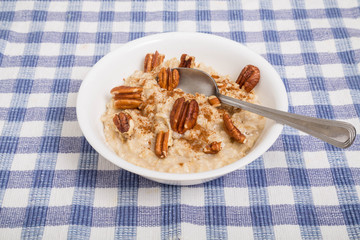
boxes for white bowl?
[76,32,288,185]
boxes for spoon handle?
[218,94,356,149]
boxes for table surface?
[1,0,360,239]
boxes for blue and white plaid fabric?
[0,0,359,239]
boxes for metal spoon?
[174,67,356,149]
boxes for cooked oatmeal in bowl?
[101,51,266,173]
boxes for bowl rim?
[76,32,288,182]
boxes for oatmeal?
[101,52,265,173]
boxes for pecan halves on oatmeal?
[179,54,195,68]
[203,141,222,154]
[110,86,143,109]
[155,131,169,158]
[113,112,133,133]
[236,65,260,92]
[144,51,165,72]
[170,97,199,134]
[208,96,221,107]
[158,67,180,91]
[223,113,246,143]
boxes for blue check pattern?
[0,0,359,239]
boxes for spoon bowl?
[175,67,356,149]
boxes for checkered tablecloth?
[1,0,359,239]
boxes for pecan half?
[170,97,199,134]
[155,131,169,158]
[158,67,180,91]
[179,54,195,68]
[236,65,260,92]
[208,96,221,107]
[144,51,165,72]
[113,112,133,133]
[223,113,246,143]
[111,86,143,109]
[203,141,222,154]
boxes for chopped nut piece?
[111,86,143,109]
[158,67,180,91]
[144,51,165,72]
[236,65,260,92]
[223,113,246,143]
[113,112,133,133]
[179,54,195,68]
[155,131,169,158]
[170,97,199,134]
[203,141,222,154]
[208,96,221,107]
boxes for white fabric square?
[320,226,349,240]
[90,227,115,240]
[146,1,163,12]
[211,21,229,32]
[4,43,25,56]
[241,1,259,10]
[27,93,51,108]
[314,39,337,53]
[274,225,302,240]
[49,187,75,206]
[48,2,68,12]
[181,187,205,206]
[43,226,69,240]
[145,21,163,33]
[329,89,352,106]
[343,19,359,33]
[304,1,325,10]
[272,0,292,10]
[346,151,360,168]
[20,121,44,137]
[55,153,80,170]
[209,1,228,10]
[285,65,307,79]
[11,153,37,171]
[177,1,196,11]
[0,228,22,239]
[268,186,295,205]
[113,2,132,12]
[178,21,196,32]
[0,93,12,108]
[78,22,99,33]
[138,187,161,207]
[309,19,331,30]
[280,41,302,54]
[263,151,288,168]
[15,1,34,11]
[312,186,339,206]
[2,188,30,207]
[61,121,83,137]
[39,43,61,56]
[97,155,120,171]
[181,223,206,240]
[224,187,249,206]
[0,67,19,80]
[227,226,253,240]
[71,66,92,81]
[11,21,31,33]
[136,227,161,240]
[34,67,56,80]
[81,1,101,12]
[93,188,118,208]
[66,92,78,107]
[243,21,263,32]
[276,20,297,31]
[43,21,65,32]
[112,21,131,33]
[290,91,314,106]
[303,151,330,169]
[321,64,344,78]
